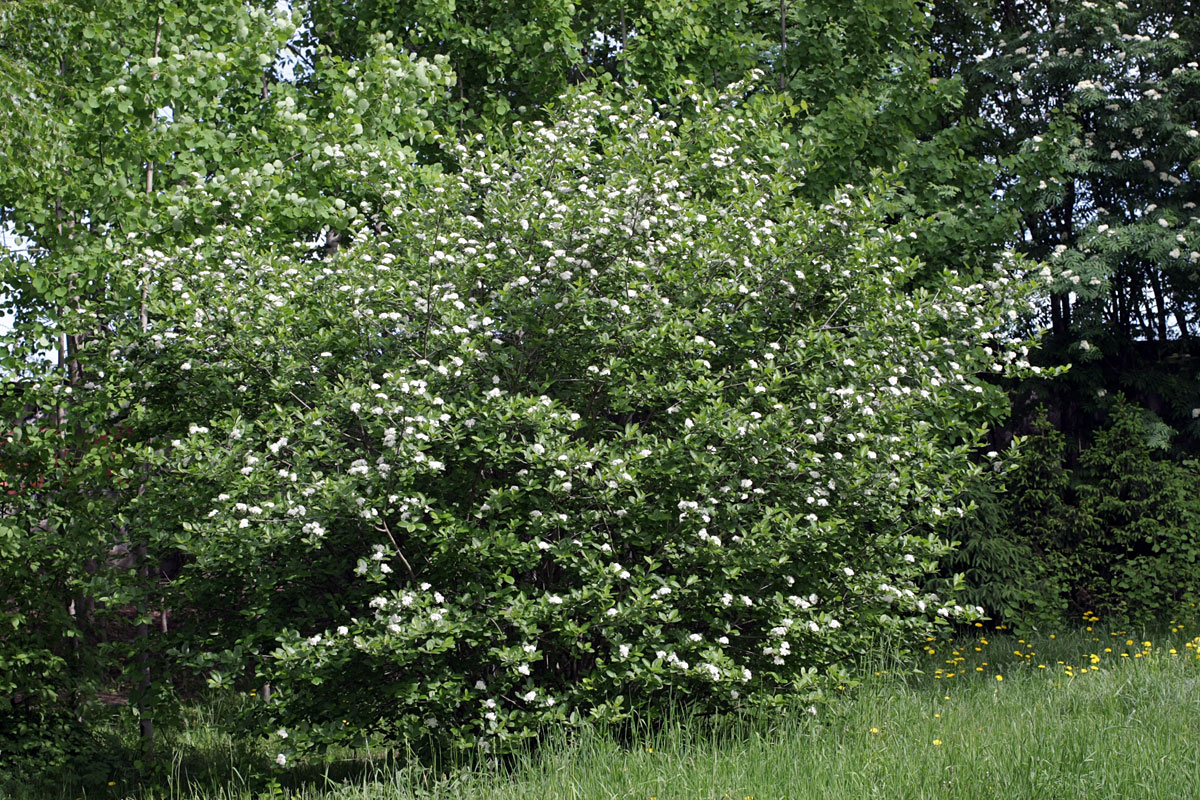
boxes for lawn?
[13,614,1200,800]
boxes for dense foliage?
[931,0,1200,630]
[1,0,1197,788]
[0,0,451,776]
[938,0,1200,443]
[951,401,1200,630]
[9,77,1040,765]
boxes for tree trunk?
[1147,266,1169,341]
[779,0,788,91]
[135,543,155,760]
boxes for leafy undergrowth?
[9,612,1200,800]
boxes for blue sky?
[0,222,17,338]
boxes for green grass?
[11,618,1200,800]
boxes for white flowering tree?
[37,79,1041,758]
[947,0,1200,436]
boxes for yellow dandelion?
[870,727,881,734]
[933,739,943,746]
[995,674,1003,682]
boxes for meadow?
[14,613,1200,800]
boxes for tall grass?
[11,617,1200,800]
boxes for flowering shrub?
[1,1,456,777]
[54,81,1037,756]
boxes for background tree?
[0,0,452,770]
[936,0,1200,448]
[932,0,1200,625]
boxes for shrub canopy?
[0,82,1039,757]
